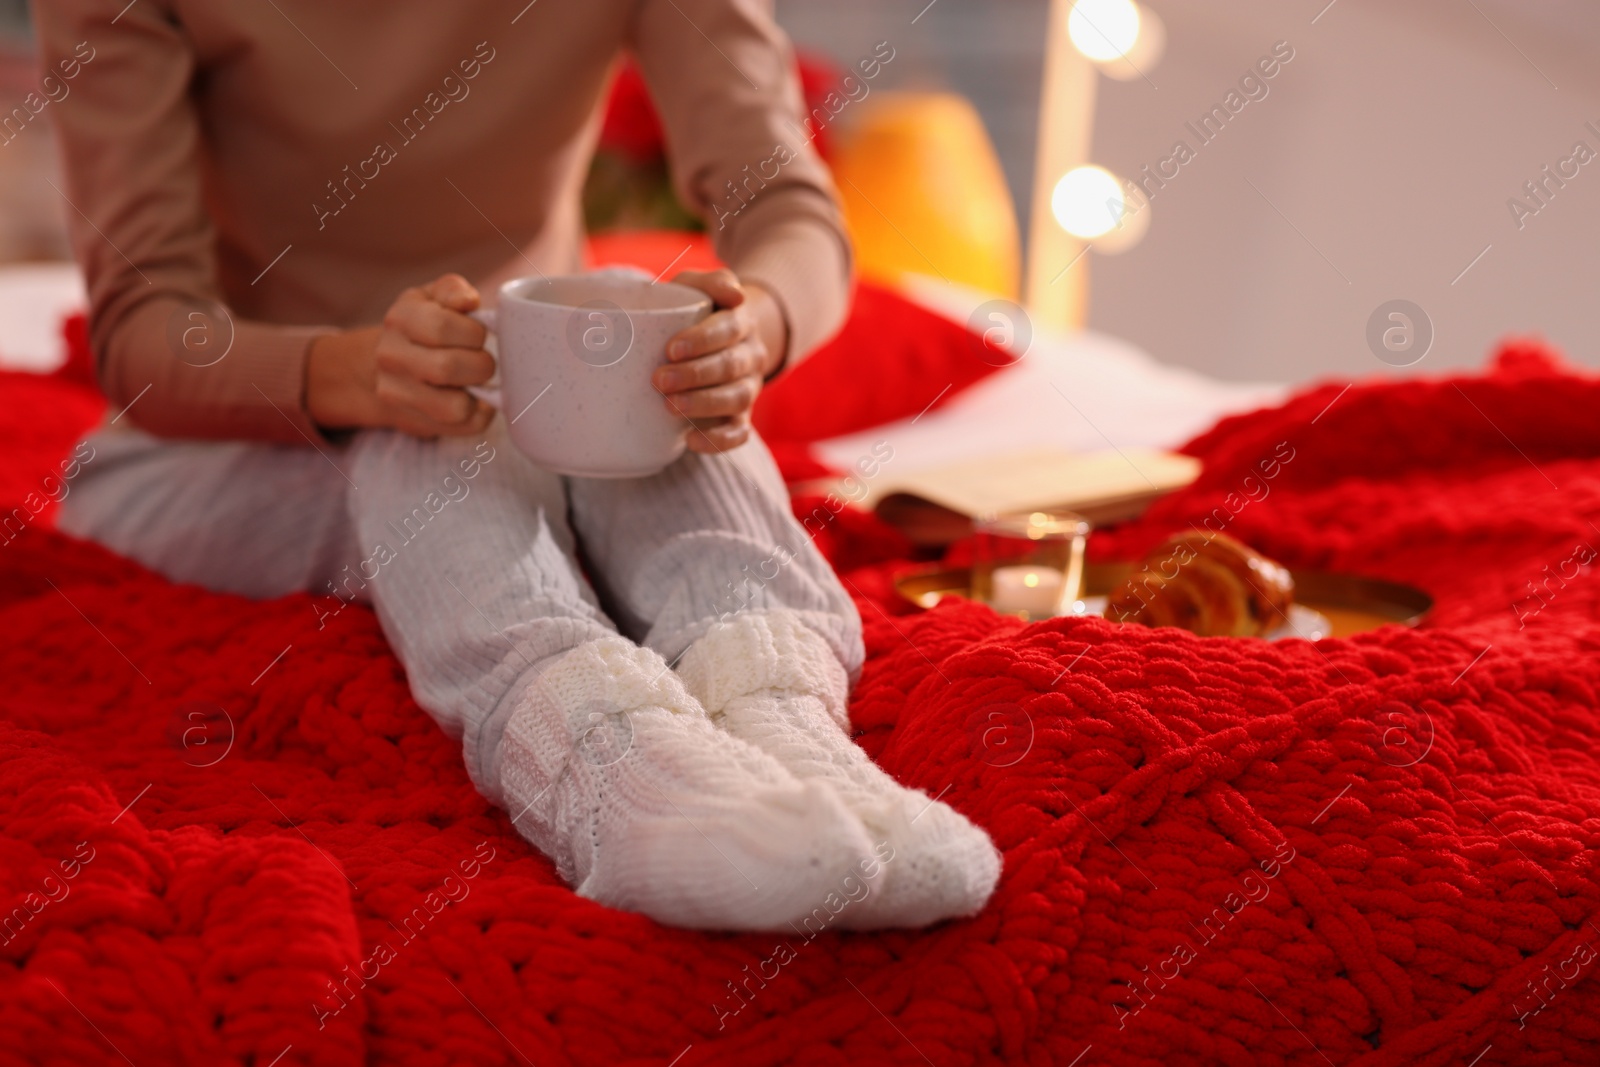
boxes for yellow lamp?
[828,92,1021,300]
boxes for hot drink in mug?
[470,268,712,477]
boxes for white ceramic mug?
[470,268,712,478]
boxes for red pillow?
[752,280,1005,447]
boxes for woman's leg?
[563,431,862,668]
[342,425,877,930]
[59,421,624,794]
[338,425,613,798]
[568,434,1001,927]
[56,422,615,795]
[55,425,363,600]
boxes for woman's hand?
[655,269,788,453]
[306,273,497,437]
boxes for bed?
[3,246,1598,1066]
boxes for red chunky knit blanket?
[4,341,1600,1066]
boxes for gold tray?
[894,561,1432,638]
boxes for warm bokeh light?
[1051,165,1126,239]
[1067,0,1141,63]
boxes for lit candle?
[988,565,1066,617]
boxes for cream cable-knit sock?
[677,612,1002,929]
[498,636,879,930]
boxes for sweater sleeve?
[628,0,854,368]
[32,0,334,444]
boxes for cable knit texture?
[679,610,1004,927]
[6,340,1600,1064]
[678,609,853,728]
[496,636,877,929]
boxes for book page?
[813,448,1201,518]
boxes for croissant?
[1107,531,1294,637]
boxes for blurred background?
[777,0,1600,380]
[2,0,1598,382]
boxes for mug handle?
[466,307,502,408]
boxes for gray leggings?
[56,418,863,803]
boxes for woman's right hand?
[306,273,497,437]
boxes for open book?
[796,448,1201,545]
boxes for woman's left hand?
[655,269,788,454]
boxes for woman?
[38,0,998,930]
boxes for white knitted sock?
[677,612,1002,929]
[497,636,880,930]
